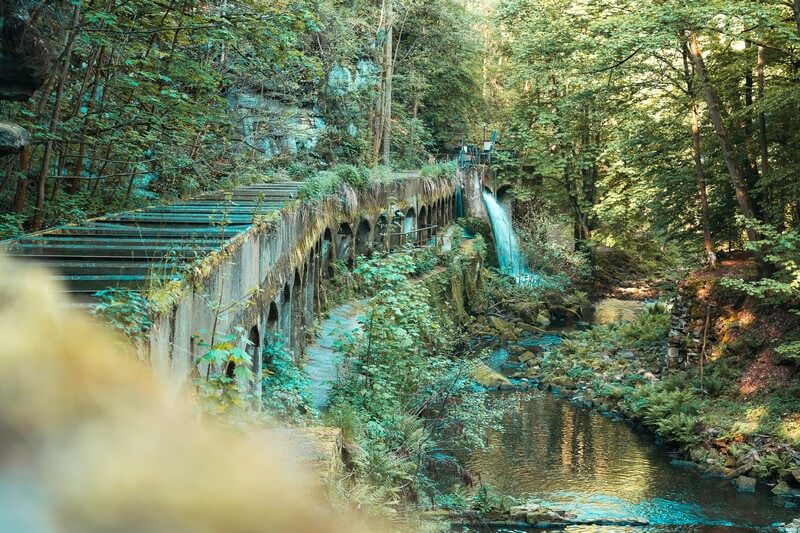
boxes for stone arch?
[308,247,320,313]
[418,206,429,244]
[374,214,387,252]
[355,218,372,257]
[390,210,404,248]
[246,324,261,379]
[263,302,279,369]
[283,282,291,304]
[267,301,279,331]
[402,207,416,245]
[291,268,304,351]
[336,222,354,268]
[280,282,292,347]
[321,228,333,278]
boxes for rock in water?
[735,476,756,493]
[0,123,29,155]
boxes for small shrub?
[471,484,516,515]
[332,164,370,190]
[287,161,317,181]
[262,332,312,421]
[92,288,156,340]
[0,213,24,240]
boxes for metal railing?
[380,225,440,248]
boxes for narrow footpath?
[304,299,367,411]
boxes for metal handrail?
[380,225,440,247]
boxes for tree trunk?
[380,0,393,166]
[691,106,716,266]
[743,42,758,188]
[12,147,31,214]
[70,46,106,194]
[32,5,82,230]
[757,45,771,225]
[794,0,800,36]
[687,33,759,242]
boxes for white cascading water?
[482,191,540,285]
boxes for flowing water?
[481,191,540,285]
[456,330,797,532]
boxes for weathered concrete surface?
[142,175,460,393]
[462,166,489,220]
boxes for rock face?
[0,2,53,100]
[1,1,55,154]
[0,122,30,154]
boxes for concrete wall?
[462,166,490,220]
[147,175,463,394]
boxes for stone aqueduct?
[147,173,471,395]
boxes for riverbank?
[509,272,800,498]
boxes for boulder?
[0,122,30,155]
[703,464,733,478]
[670,459,698,470]
[773,481,794,496]
[470,365,512,388]
[735,476,757,493]
[519,351,537,363]
[509,503,540,520]
[781,468,800,488]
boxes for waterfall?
[482,191,540,285]
[455,185,464,218]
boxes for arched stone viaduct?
[147,175,462,393]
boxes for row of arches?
[230,192,458,389]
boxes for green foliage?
[194,327,255,416]
[287,161,319,182]
[471,485,516,515]
[489,0,800,260]
[261,332,312,422]
[517,208,591,285]
[332,164,370,190]
[722,219,800,305]
[92,288,156,340]
[751,453,792,478]
[420,162,457,180]
[297,171,342,201]
[0,213,24,240]
[326,250,494,513]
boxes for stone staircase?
[1,182,304,304]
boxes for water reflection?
[460,392,794,531]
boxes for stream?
[305,296,797,530]
[457,315,796,532]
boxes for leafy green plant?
[471,484,516,515]
[332,164,370,190]
[92,288,156,340]
[0,213,24,240]
[420,161,457,179]
[262,332,312,421]
[194,327,255,415]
